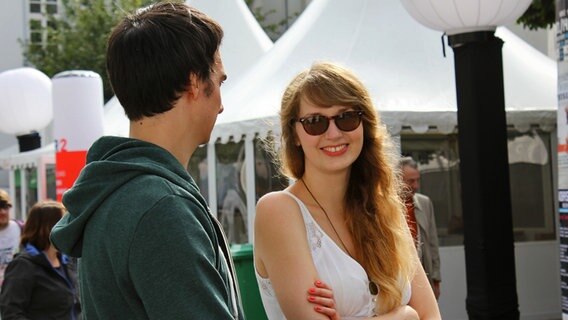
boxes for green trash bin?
[230,243,268,320]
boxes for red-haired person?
[0,201,80,319]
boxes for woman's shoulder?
[258,188,296,205]
[255,190,305,229]
[254,190,314,272]
[11,251,33,262]
[257,190,302,215]
[6,252,38,273]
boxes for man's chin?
[200,134,212,146]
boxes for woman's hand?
[306,280,421,320]
[307,280,340,320]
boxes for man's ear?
[188,73,200,99]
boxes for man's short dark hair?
[107,2,223,121]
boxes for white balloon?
[0,68,53,135]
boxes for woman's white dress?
[255,191,411,320]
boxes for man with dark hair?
[50,3,242,318]
[400,156,442,300]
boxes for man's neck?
[129,118,197,167]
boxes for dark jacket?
[0,244,80,320]
[50,136,243,319]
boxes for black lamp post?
[400,1,532,318]
[448,30,519,319]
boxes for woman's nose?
[325,119,342,138]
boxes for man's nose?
[412,181,419,191]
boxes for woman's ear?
[294,132,301,147]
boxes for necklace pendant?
[369,281,379,295]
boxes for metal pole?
[448,30,519,319]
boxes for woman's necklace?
[301,178,353,257]
[300,178,379,295]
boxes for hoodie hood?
[50,136,205,257]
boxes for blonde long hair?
[279,62,416,313]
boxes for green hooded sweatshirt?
[51,136,243,319]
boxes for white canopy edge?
[212,109,556,144]
[0,143,55,170]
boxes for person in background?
[400,156,442,299]
[0,189,20,287]
[254,62,441,319]
[0,200,80,319]
[49,2,244,318]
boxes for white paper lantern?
[400,0,532,35]
[0,68,53,135]
[52,71,104,152]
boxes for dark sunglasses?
[296,110,364,136]
[0,203,12,210]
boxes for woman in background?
[254,62,441,319]
[0,200,80,319]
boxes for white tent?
[188,0,272,83]
[103,0,274,137]
[211,0,557,143]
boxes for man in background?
[0,189,21,287]
[400,157,442,299]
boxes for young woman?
[0,201,80,319]
[254,62,441,319]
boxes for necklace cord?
[300,178,353,258]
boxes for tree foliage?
[22,0,156,102]
[517,0,555,30]
[244,0,299,41]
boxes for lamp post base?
[448,31,520,319]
